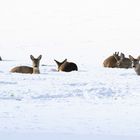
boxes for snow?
[1,0,140,139]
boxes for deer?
[10,55,42,74]
[114,53,132,68]
[103,52,120,68]
[54,59,78,72]
[129,55,140,75]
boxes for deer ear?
[38,55,42,60]
[120,53,125,60]
[116,52,119,55]
[129,55,134,61]
[113,54,119,61]
[61,59,67,64]
[30,55,34,60]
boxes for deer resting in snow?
[114,53,132,68]
[10,55,42,74]
[54,59,78,72]
[103,52,120,68]
[129,55,140,75]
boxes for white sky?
[0,0,140,56]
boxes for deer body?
[54,59,78,72]
[114,53,132,68]
[10,55,42,74]
[11,66,33,74]
[103,52,120,68]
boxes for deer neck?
[33,67,40,74]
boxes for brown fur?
[54,59,78,72]
[10,66,33,74]
[103,52,120,68]
[114,53,132,68]
[10,55,42,74]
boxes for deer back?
[10,66,33,74]
[54,59,78,72]
[60,61,78,72]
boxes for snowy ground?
[1,46,140,140]
[1,0,140,139]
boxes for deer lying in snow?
[54,59,78,72]
[129,55,140,75]
[114,53,132,69]
[10,55,42,74]
[103,52,120,68]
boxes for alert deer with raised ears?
[54,59,78,72]
[10,55,42,74]
[114,53,132,68]
[103,52,120,68]
[129,55,140,75]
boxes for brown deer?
[129,55,140,75]
[10,55,42,74]
[54,59,78,72]
[103,52,120,68]
[114,53,132,68]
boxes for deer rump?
[59,61,78,72]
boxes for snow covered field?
[1,0,140,140]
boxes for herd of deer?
[103,52,140,75]
[0,52,139,75]
[0,55,78,74]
